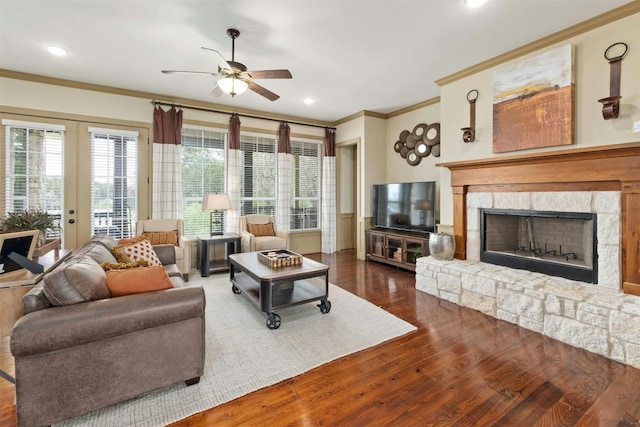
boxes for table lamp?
[202,194,231,236]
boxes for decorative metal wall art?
[461,89,478,143]
[597,42,628,120]
[394,122,440,166]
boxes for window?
[181,127,226,236]
[290,139,321,230]
[3,120,64,238]
[89,128,138,239]
[240,134,276,216]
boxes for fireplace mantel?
[437,141,640,293]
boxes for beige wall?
[438,12,640,225]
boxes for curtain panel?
[152,106,183,219]
[226,114,242,234]
[322,128,337,253]
[276,122,292,233]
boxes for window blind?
[90,130,138,239]
[181,127,227,236]
[240,134,276,216]
[3,123,64,237]
[290,139,321,230]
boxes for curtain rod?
[151,101,336,131]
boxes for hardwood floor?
[2,250,640,426]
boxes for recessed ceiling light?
[46,45,68,56]
[303,97,315,105]
[464,0,487,7]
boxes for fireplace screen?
[480,209,598,284]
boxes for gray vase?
[429,233,456,260]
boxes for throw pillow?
[247,222,275,237]
[100,259,151,271]
[141,230,178,246]
[112,238,163,266]
[106,266,174,297]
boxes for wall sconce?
[597,42,628,120]
[461,89,478,143]
[460,89,478,142]
[202,193,231,236]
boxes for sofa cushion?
[112,238,163,266]
[106,266,174,297]
[89,233,118,251]
[71,241,118,264]
[141,230,178,246]
[248,222,275,237]
[42,258,110,306]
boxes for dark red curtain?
[278,122,291,154]
[324,128,336,157]
[229,114,241,150]
[153,106,183,144]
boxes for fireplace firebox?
[480,209,598,284]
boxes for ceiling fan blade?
[246,80,280,101]
[200,47,232,70]
[162,70,217,75]
[246,69,292,79]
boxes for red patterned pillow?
[112,238,163,266]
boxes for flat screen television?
[372,181,436,234]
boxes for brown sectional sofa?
[10,234,206,427]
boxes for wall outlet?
[634,120,640,133]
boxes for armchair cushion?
[141,230,178,246]
[106,266,174,297]
[247,222,275,237]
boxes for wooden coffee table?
[228,252,331,329]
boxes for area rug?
[57,274,416,426]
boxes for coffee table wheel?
[266,313,281,330]
[232,284,241,294]
[318,299,331,314]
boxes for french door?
[1,114,149,249]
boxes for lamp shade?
[217,77,248,95]
[202,193,231,211]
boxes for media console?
[365,228,430,271]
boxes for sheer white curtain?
[226,114,241,234]
[276,122,292,233]
[321,128,337,253]
[152,106,183,219]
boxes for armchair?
[240,214,289,253]
[136,219,191,281]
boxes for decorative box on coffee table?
[229,251,331,329]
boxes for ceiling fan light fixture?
[218,77,248,96]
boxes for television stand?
[365,228,430,271]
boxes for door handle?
[68,219,75,224]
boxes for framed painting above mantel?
[492,44,575,153]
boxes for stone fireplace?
[415,142,640,368]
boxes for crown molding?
[435,2,640,87]
[0,69,334,128]
[386,97,440,118]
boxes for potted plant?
[0,209,61,251]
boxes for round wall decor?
[393,122,441,166]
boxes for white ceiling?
[0,0,633,122]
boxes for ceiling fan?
[161,28,292,101]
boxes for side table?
[197,233,241,277]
